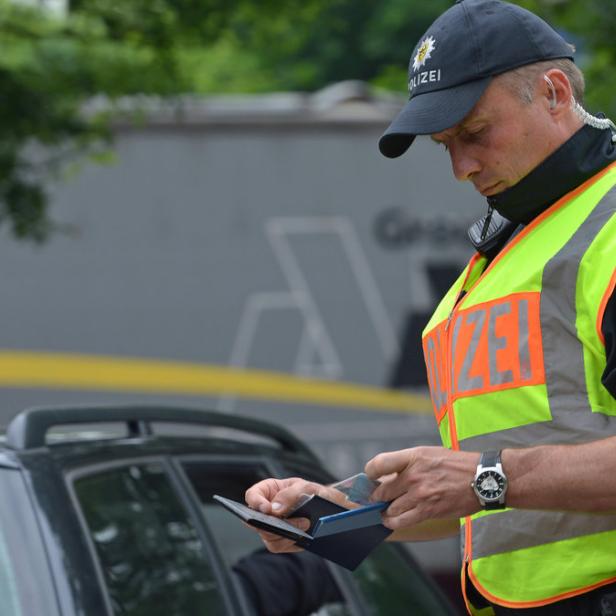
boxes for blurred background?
[0,0,614,593]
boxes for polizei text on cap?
[408,69,442,94]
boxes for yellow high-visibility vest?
[422,162,616,611]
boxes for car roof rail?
[6,404,314,456]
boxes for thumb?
[271,485,318,516]
[365,448,414,480]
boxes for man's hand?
[245,477,325,515]
[245,477,338,554]
[244,520,311,554]
[365,446,481,529]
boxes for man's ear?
[542,69,573,114]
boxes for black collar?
[487,125,616,225]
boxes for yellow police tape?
[0,351,432,414]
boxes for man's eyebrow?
[430,129,457,144]
[462,118,487,131]
[430,117,486,144]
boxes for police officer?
[245,2,616,614]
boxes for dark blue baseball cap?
[379,0,575,158]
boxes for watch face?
[475,470,506,501]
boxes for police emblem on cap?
[412,36,436,72]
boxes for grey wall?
[0,115,485,571]
[0,117,487,460]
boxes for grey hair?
[496,58,585,104]
[496,59,616,142]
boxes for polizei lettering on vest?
[408,69,442,93]
[422,293,545,423]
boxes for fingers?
[364,449,417,504]
[364,448,415,482]
[244,476,325,556]
[257,531,305,553]
[245,477,303,513]
[243,511,312,555]
[259,516,311,536]
[367,447,481,524]
[245,478,286,513]
[272,484,317,516]
[381,507,421,530]
[246,477,325,516]
[369,472,407,504]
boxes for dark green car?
[0,405,456,615]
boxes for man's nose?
[448,143,481,182]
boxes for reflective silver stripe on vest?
[518,299,532,381]
[450,315,462,393]
[458,311,485,392]
[488,302,514,386]
[462,185,616,453]
[470,509,616,559]
[426,334,446,412]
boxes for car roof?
[0,404,325,472]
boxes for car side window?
[182,461,268,568]
[73,461,228,615]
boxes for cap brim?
[379,77,492,158]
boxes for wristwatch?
[471,450,507,510]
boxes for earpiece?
[544,74,557,110]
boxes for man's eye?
[464,127,486,141]
[440,143,449,151]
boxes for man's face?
[431,78,561,197]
